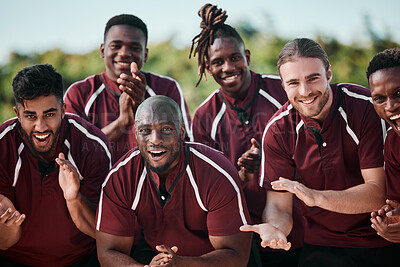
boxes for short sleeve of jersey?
[357,102,384,169]
[205,177,249,236]
[64,82,88,118]
[192,108,220,150]
[96,153,138,236]
[190,145,251,235]
[260,116,296,189]
[384,130,400,201]
[0,121,18,202]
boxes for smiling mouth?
[221,74,239,82]
[148,150,167,160]
[389,114,400,131]
[300,96,317,104]
[33,133,50,143]
[114,60,132,68]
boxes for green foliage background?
[0,22,398,123]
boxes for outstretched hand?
[271,177,319,207]
[240,223,291,251]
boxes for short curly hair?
[104,14,148,45]
[366,47,400,80]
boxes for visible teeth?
[302,98,314,104]
[34,134,49,140]
[224,75,238,81]
[390,114,400,120]
[117,62,130,66]
[150,151,165,154]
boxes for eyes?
[138,126,176,136]
[24,113,56,120]
[372,90,400,105]
[286,76,321,88]
[108,43,143,52]
[211,55,243,66]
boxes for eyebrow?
[285,73,321,84]
[22,107,58,114]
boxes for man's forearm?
[101,118,129,143]
[314,182,385,214]
[66,193,96,238]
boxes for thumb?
[240,224,258,234]
[58,152,65,160]
[171,246,178,253]
[250,138,260,149]
[130,62,140,77]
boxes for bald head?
[135,95,183,130]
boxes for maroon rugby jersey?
[192,71,304,250]
[64,72,192,161]
[260,83,389,248]
[384,128,400,201]
[96,142,250,257]
[0,114,112,266]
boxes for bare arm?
[151,232,252,267]
[56,153,96,238]
[96,230,142,266]
[271,167,386,214]
[0,194,25,250]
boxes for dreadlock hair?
[189,3,245,87]
[366,47,400,80]
[104,14,148,45]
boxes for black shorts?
[299,242,400,267]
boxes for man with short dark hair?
[241,38,398,266]
[64,14,191,162]
[96,95,252,267]
[368,47,400,244]
[0,64,112,266]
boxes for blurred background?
[0,0,399,122]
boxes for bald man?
[95,96,252,266]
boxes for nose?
[298,82,312,97]
[149,129,163,145]
[35,117,48,132]
[222,60,235,72]
[118,45,131,57]
[385,98,398,112]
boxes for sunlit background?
[0,0,399,121]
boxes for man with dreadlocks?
[189,3,303,266]
[64,14,192,162]
[368,48,400,245]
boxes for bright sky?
[0,0,399,64]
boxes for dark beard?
[145,142,181,174]
[22,127,61,157]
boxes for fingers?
[387,208,400,217]
[261,239,291,250]
[0,209,25,226]
[271,177,296,192]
